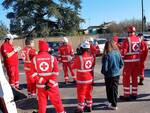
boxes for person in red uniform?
[58,37,76,84]
[21,38,36,96]
[112,36,122,51]
[30,40,66,113]
[137,33,148,85]
[72,41,95,113]
[120,26,141,101]
[88,37,98,57]
[0,34,21,90]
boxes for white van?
[0,60,17,113]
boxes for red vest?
[74,52,95,84]
[0,42,18,65]
[21,47,36,71]
[58,44,74,62]
[32,52,58,82]
[123,35,141,62]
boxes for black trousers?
[105,76,120,107]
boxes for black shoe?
[32,110,38,113]
[130,95,137,100]
[64,80,69,84]
[16,87,22,90]
[74,108,83,113]
[119,96,130,101]
[138,82,144,85]
[84,106,92,112]
[71,80,76,84]
[138,78,144,85]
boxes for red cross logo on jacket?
[85,60,92,69]
[39,62,49,71]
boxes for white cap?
[80,41,90,49]
[4,33,18,39]
[63,37,68,43]
[89,37,94,42]
[12,34,18,38]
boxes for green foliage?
[0,21,8,39]
[2,0,83,37]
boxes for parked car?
[47,41,63,57]
[94,38,107,54]
[118,37,125,44]
[143,34,150,49]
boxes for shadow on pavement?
[58,82,76,88]
[16,98,38,110]
[19,83,27,89]
[117,93,150,103]
[93,82,105,87]
[16,97,108,112]
[12,87,27,101]
[46,106,76,113]
[46,98,107,113]
[58,82,105,88]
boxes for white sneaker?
[30,94,36,98]
[108,106,118,110]
[103,101,111,107]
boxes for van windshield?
[96,40,106,44]
[144,36,150,39]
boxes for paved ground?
[11,56,150,113]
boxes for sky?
[0,0,150,29]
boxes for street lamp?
[141,0,144,33]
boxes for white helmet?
[63,37,68,43]
[4,33,18,40]
[80,41,90,49]
[89,37,94,42]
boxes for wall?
[0,35,100,59]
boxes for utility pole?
[141,0,144,33]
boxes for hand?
[44,81,50,91]
[68,56,72,61]
[14,46,21,52]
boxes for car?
[94,38,107,54]
[47,41,63,57]
[143,34,150,49]
[118,37,125,44]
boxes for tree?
[0,21,8,39]
[2,0,83,37]
[106,19,144,34]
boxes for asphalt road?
[13,53,150,113]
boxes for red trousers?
[25,70,36,95]
[37,86,65,113]
[4,64,19,88]
[77,84,93,110]
[62,62,75,81]
[139,61,145,80]
[123,62,140,97]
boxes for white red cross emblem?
[39,62,49,71]
[85,60,92,69]
[132,43,140,52]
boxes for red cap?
[112,36,118,42]
[128,26,136,33]
[38,40,49,51]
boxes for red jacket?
[72,51,95,84]
[21,46,36,71]
[121,34,141,63]
[0,42,18,65]
[90,44,98,56]
[30,52,59,88]
[58,44,74,63]
[140,40,148,63]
